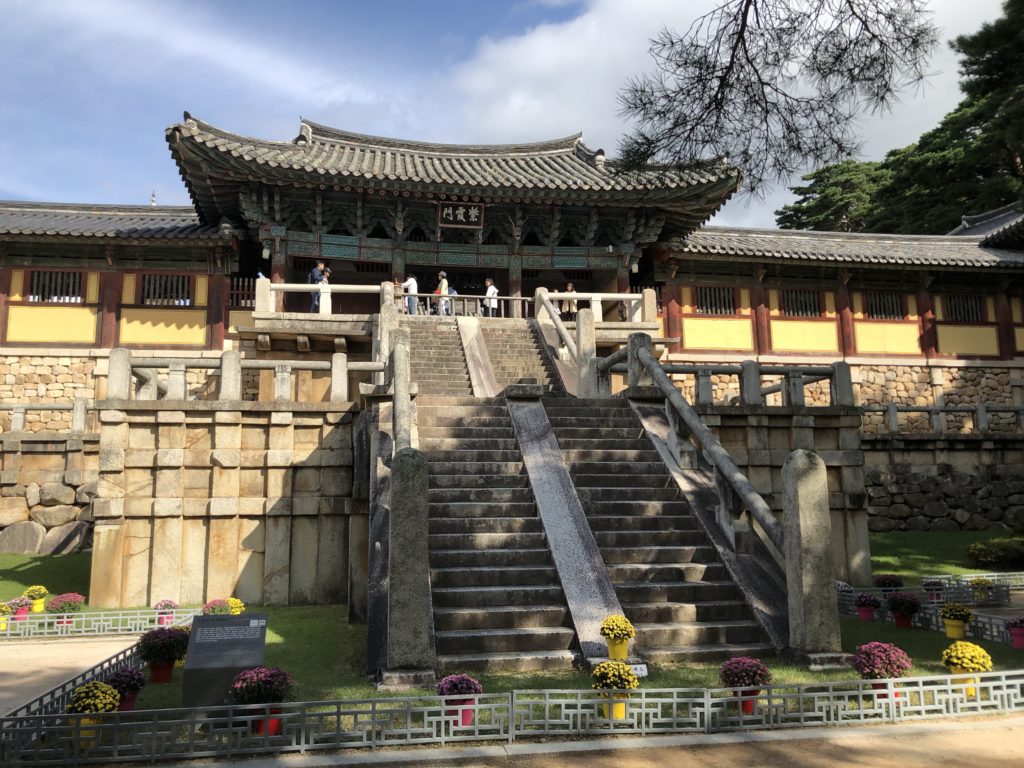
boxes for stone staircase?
[543,396,771,663]
[419,395,576,672]
[402,317,473,396]
[480,319,563,394]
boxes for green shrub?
[966,537,1024,569]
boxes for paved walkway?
[0,636,136,715]
[191,715,1024,768]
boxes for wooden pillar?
[751,284,771,355]
[836,287,856,359]
[208,274,228,351]
[99,271,122,348]
[661,284,682,354]
[995,291,1015,360]
[0,264,10,344]
[270,248,286,312]
[917,288,937,358]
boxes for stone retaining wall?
[0,434,99,554]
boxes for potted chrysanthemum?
[970,577,994,604]
[23,585,48,613]
[67,680,120,746]
[851,642,913,697]
[720,656,772,714]
[922,579,945,603]
[1005,617,1024,650]
[137,627,189,683]
[940,603,972,639]
[854,593,881,622]
[106,667,146,711]
[872,574,903,593]
[202,598,232,615]
[887,592,921,629]
[591,660,639,720]
[941,641,992,698]
[153,599,178,626]
[436,673,483,727]
[46,593,86,627]
[599,614,636,660]
[228,666,296,736]
[0,601,10,632]
[8,596,31,621]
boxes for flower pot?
[943,618,966,640]
[600,694,628,720]
[926,591,942,603]
[116,691,139,711]
[31,598,45,613]
[973,589,989,604]
[56,616,75,627]
[148,660,174,684]
[870,682,900,700]
[13,606,29,621]
[157,612,174,626]
[736,688,761,714]
[0,617,6,632]
[1010,627,1024,650]
[893,613,913,629]
[76,715,102,749]
[252,708,283,736]
[606,637,629,660]
[444,698,475,727]
[949,666,977,698]
[857,606,875,622]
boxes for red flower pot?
[445,698,476,726]
[117,691,139,711]
[253,708,283,735]
[857,606,875,622]
[157,612,174,626]
[736,689,760,714]
[871,682,901,699]
[13,607,29,621]
[149,660,174,684]
[894,613,912,629]
[1010,627,1024,650]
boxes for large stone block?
[263,517,291,605]
[122,518,153,608]
[89,523,125,608]
[40,520,91,554]
[0,496,29,526]
[289,516,319,604]
[0,519,46,553]
[316,514,347,603]
[149,516,183,602]
[179,518,209,604]
[39,482,76,506]
[206,517,238,600]
[25,482,40,508]
[30,505,79,528]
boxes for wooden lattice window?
[866,292,903,320]
[141,274,191,306]
[943,294,983,323]
[782,289,820,317]
[28,271,83,303]
[355,262,389,274]
[694,286,736,316]
[229,276,256,308]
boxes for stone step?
[429,531,547,550]
[625,601,755,624]
[434,605,569,631]
[636,620,763,647]
[571,474,673,488]
[429,474,530,489]
[421,438,519,451]
[428,461,526,475]
[417,386,473,395]
[432,584,563,608]
[542,398,630,408]
[436,649,575,673]
[587,514,697,532]
[641,643,775,664]
[613,581,742,603]
[424,449,524,463]
[593,529,709,548]
[600,545,712,564]
[585,501,693,517]
[436,627,576,655]
[418,416,511,429]
[555,438,656,451]
[429,517,542,535]
[417,396,508,406]
[429,487,535,503]
[607,562,727,583]
[576,487,682,502]
[430,547,552,568]
[565,461,668,475]
[431,565,558,588]
[549,427,648,439]
[429,503,538,519]
[560,449,662,462]
[548,417,638,428]
[419,426,515,439]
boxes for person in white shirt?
[483,277,499,317]
[398,274,418,315]
[436,271,449,316]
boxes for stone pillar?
[72,397,88,432]
[274,365,292,401]
[391,328,411,453]
[740,360,762,406]
[330,353,349,403]
[783,449,841,654]
[318,283,332,316]
[641,288,657,322]
[534,287,550,322]
[219,350,242,400]
[107,348,132,400]
[575,308,598,398]
[387,447,435,671]
[166,363,187,400]
[255,277,272,313]
[376,303,399,386]
[831,362,855,406]
[380,281,395,309]
[626,333,654,389]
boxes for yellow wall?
[10,270,23,301]
[86,273,100,304]
[195,276,208,307]
[1016,327,1024,353]
[121,275,136,305]
[6,305,98,344]
[119,308,207,346]
[936,325,999,357]
[228,310,254,335]
[770,319,839,353]
[1012,297,1022,324]
[854,322,921,355]
[682,317,754,351]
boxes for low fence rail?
[862,404,1024,436]
[837,594,1019,646]
[837,584,1012,608]
[0,609,197,640]
[399,291,530,319]
[4,671,1024,763]
[923,573,1024,590]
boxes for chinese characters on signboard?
[437,202,484,229]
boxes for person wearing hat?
[436,271,449,316]
[308,259,330,313]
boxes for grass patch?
[130,608,1024,710]
[0,553,91,600]
[870,531,1007,586]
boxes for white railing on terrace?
[544,290,650,323]
[254,278,386,316]
[923,572,1024,590]
[0,608,197,639]
[398,291,531,319]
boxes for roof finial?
[150,190,157,207]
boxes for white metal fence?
[0,609,197,640]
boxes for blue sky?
[0,0,1007,226]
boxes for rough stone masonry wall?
[0,435,99,554]
[90,401,356,608]
[864,438,1024,532]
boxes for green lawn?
[869,531,1007,586]
[0,553,92,601]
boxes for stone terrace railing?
[861,403,1024,436]
[254,278,387,316]
[0,398,90,433]
[398,291,531,319]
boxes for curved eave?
[672,244,1024,271]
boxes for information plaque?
[182,614,268,708]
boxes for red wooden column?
[751,284,771,355]
[835,287,856,358]
[208,274,228,350]
[995,291,1015,360]
[917,288,937,358]
[99,271,123,348]
[661,284,682,353]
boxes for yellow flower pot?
[0,617,6,631]
[31,598,45,613]
[943,619,966,639]
[77,715,102,749]
[601,695,628,720]
[606,637,629,660]
[949,666,976,698]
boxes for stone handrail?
[862,403,1024,435]
[533,288,577,360]
[633,337,784,557]
[254,277,387,315]
[0,398,89,432]
[545,290,653,323]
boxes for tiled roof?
[0,201,226,242]
[948,202,1022,237]
[167,113,740,231]
[675,226,1024,270]
[979,210,1024,249]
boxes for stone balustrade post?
[107,348,132,400]
[72,397,88,432]
[975,403,989,433]
[626,333,654,390]
[219,350,242,400]
[886,403,899,433]
[318,284,332,316]
[377,303,399,386]
[831,361,855,406]
[273,365,292,401]
[785,370,805,407]
[641,288,657,322]
[739,360,761,406]
[534,287,550,322]
[166,363,187,400]
[255,277,272,313]
[380,281,395,309]
[331,353,349,403]
[391,328,411,453]
[591,298,603,322]
[10,406,25,432]
[575,308,598,398]
[695,368,713,405]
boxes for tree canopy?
[774,161,891,232]
[617,0,937,195]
